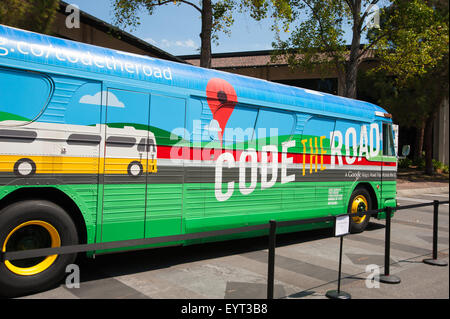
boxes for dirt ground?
[397,168,449,189]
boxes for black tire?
[127,161,143,177]
[13,158,36,177]
[348,187,372,234]
[0,200,78,298]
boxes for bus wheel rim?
[351,195,368,224]
[2,220,61,276]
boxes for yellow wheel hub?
[2,220,60,276]
[351,195,368,224]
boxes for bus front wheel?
[0,200,78,298]
[348,188,372,233]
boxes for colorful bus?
[0,24,397,297]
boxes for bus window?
[106,136,136,148]
[0,68,53,125]
[186,97,203,144]
[252,108,295,149]
[150,94,186,145]
[383,123,396,156]
[301,116,336,154]
[220,104,258,148]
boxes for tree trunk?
[199,0,212,68]
[414,119,425,160]
[344,58,360,98]
[424,113,436,175]
[344,0,362,99]
[336,66,346,96]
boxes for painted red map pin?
[206,78,238,144]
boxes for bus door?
[145,94,186,238]
[381,122,397,206]
[101,88,151,242]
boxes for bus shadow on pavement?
[73,227,335,284]
[365,221,386,231]
[53,221,387,297]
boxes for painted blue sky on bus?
[0,24,389,127]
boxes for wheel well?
[0,187,87,245]
[354,182,379,209]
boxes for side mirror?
[401,145,410,157]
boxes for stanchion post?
[326,215,351,299]
[423,200,448,266]
[379,206,401,284]
[267,220,277,299]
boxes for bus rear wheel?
[348,188,372,233]
[0,200,78,298]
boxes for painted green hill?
[0,111,30,122]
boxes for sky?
[66,0,358,57]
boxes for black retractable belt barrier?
[0,224,271,262]
[0,199,448,300]
[378,206,401,284]
[326,214,351,299]
[423,200,448,267]
[267,220,277,299]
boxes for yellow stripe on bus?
[0,155,157,175]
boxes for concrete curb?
[397,186,449,197]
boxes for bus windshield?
[383,123,396,157]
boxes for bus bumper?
[377,198,397,219]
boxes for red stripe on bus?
[156,145,395,167]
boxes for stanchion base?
[423,258,448,267]
[378,274,401,284]
[325,290,351,299]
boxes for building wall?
[52,3,184,63]
[433,97,449,165]
[52,13,151,57]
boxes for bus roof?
[0,24,389,121]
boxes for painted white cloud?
[79,91,125,108]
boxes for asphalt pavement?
[16,181,449,300]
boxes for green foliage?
[0,0,60,34]
[211,1,236,44]
[112,0,237,44]
[431,160,449,174]
[398,157,412,169]
[240,0,292,28]
[243,1,396,97]
[432,159,444,171]
[413,157,425,170]
[371,0,449,88]
[363,1,448,175]
[254,0,349,76]
[398,157,448,173]
[358,67,439,129]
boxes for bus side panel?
[0,72,103,245]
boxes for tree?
[0,0,60,34]
[371,0,449,174]
[112,0,236,68]
[358,66,445,164]
[243,0,392,98]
